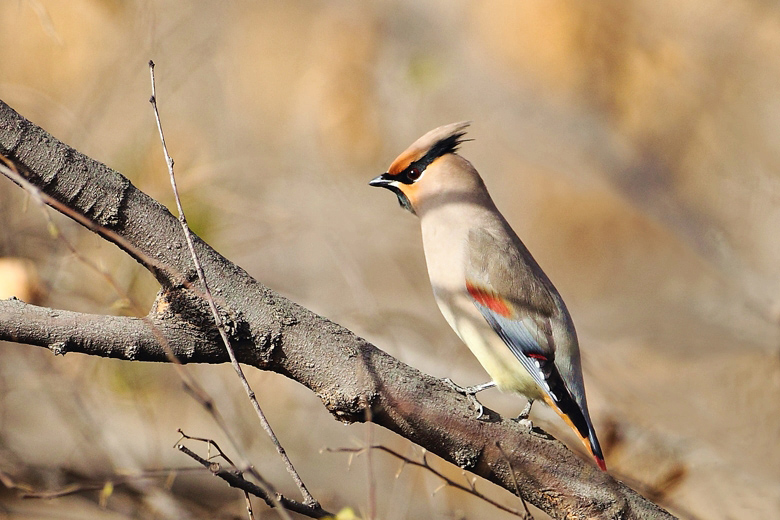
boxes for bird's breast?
[420,204,544,398]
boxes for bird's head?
[369,121,477,215]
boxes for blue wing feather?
[471,299,558,400]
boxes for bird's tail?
[542,392,606,471]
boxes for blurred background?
[1,1,779,518]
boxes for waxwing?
[369,122,606,470]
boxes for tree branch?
[176,444,331,519]
[0,297,227,362]
[0,99,674,519]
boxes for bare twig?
[363,398,376,520]
[176,429,272,520]
[0,467,202,500]
[176,429,239,466]
[177,445,332,519]
[244,492,256,520]
[496,442,534,520]
[327,445,527,518]
[148,60,318,508]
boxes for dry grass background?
[1,1,779,518]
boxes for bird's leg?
[514,398,534,431]
[516,398,534,420]
[442,378,496,419]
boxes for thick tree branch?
[0,99,674,519]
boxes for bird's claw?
[513,398,544,434]
[511,398,534,430]
[515,417,533,432]
[442,378,494,419]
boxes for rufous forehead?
[387,147,424,176]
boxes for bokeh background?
[2,1,780,518]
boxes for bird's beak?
[369,173,394,188]
[369,172,415,214]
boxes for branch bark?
[0,99,675,519]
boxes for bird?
[369,122,606,471]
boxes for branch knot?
[49,341,68,356]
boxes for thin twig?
[176,429,272,520]
[177,445,332,519]
[327,445,527,518]
[363,396,376,520]
[496,441,534,520]
[244,491,256,520]
[148,60,318,508]
[0,467,202,500]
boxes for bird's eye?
[407,167,422,182]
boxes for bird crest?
[387,121,472,177]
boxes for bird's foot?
[442,378,496,419]
[512,399,535,432]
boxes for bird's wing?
[465,280,570,403]
[465,227,558,354]
[466,229,606,470]
[465,228,593,437]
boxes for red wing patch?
[526,352,548,361]
[466,283,512,317]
